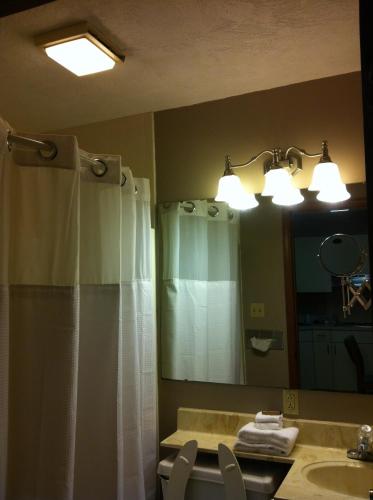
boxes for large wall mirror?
[158,183,372,393]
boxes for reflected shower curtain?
[160,200,243,384]
[0,118,156,500]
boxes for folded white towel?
[255,411,283,424]
[233,440,293,457]
[237,422,299,450]
[254,422,283,430]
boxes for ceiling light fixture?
[35,22,124,76]
[215,141,350,210]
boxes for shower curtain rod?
[7,132,107,174]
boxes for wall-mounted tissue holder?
[245,329,284,351]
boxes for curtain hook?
[91,158,108,177]
[182,201,196,213]
[208,205,219,217]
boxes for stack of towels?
[234,412,299,456]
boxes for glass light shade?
[45,37,116,76]
[316,183,351,203]
[228,192,259,210]
[272,186,304,206]
[309,161,351,202]
[308,162,343,191]
[262,168,291,196]
[215,174,243,202]
[261,168,304,206]
[215,173,258,210]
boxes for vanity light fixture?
[216,141,350,209]
[35,23,124,76]
[308,141,350,203]
[215,155,259,209]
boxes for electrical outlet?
[283,389,299,415]
[250,302,265,318]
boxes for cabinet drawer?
[313,330,331,342]
[299,330,313,342]
[331,330,373,344]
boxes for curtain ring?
[182,201,196,213]
[6,130,12,152]
[121,173,137,193]
[90,158,108,177]
[208,205,219,217]
[38,141,58,160]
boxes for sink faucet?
[347,425,373,461]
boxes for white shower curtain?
[0,118,157,500]
[160,200,243,384]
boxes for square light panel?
[36,23,122,76]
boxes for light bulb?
[228,192,259,210]
[309,161,351,202]
[215,173,258,210]
[262,169,290,196]
[215,174,243,203]
[309,162,343,191]
[316,183,351,203]
[272,186,304,206]
[261,168,304,206]
[45,37,116,76]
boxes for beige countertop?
[160,408,373,500]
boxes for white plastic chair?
[218,443,246,500]
[164,440,198,500]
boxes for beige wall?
[55,112,156,208]
[155,72,373,441]
[155,72,365,201]
[241,200,288,387]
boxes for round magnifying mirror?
[318,233,365,277]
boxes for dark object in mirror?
[344,335,373,393]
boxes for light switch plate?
[283,389,299,415]
[250,302,265,318]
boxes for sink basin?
[302,461,373,498]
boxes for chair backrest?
[344,335,366,392]
[165,440,198,500]
[218,443,246,500]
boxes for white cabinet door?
[299,340,315,389]
[332,343,357,392]
[313,332,333,390]
[300,328,373,392]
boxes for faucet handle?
[357,425,372,460]
[347,425,373,461]
[358,425,372,445]
[359,424,372,434]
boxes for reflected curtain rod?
[6,132,107,174]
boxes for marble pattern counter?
[160,407,373,499]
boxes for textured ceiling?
[0,0,360,131]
